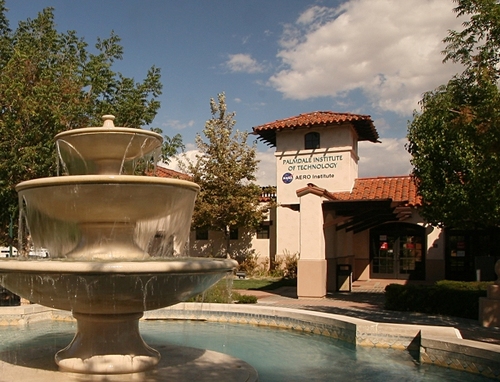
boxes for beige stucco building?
[186,111,500,298]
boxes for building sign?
[280,154,342,183]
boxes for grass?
[188,277,296,304]
[232,277,297,291]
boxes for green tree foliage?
[0,2,162,245]
[150,128,185,164]
[181,93,265,256]
[407,0,500,229]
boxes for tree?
[181,93,265,256]
[0,2,162,245]
[161,133,185,163]
[150,128,185,164]
[407,0,500,229]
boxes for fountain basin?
[0,258,237,373]
[0,258,236,314]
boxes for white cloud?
[167,148,199,172]
[358,138,412,178]
[269,0,465,115]
[256,149,277,186]
[163,119,195,130]
[225,53,265,73]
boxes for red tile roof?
[297,176,421,207]
[153,166,191,181]
[253,111,379,146]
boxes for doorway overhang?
[323,199,411,233]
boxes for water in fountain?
[0,320,493,382]
[0,115,238,375]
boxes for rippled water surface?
[0,320,494,382]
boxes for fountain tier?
[17,176,199,260]
[55,115,163,175]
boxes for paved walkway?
[234,280,500,346]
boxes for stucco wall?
[275,125,358,204]
[276,206,300,257]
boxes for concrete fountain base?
[55,312,160,374]
[0,342,258,382]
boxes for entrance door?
[370,223,425,280]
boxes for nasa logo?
[282,172,293,184]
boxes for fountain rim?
[15,175,200,192]
[54,126,163,142]
[0,258,237,274]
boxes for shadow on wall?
[190,229,255,260]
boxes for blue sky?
[5,0,465,185]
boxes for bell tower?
[253,111,379,287]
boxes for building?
[162,110,499,297]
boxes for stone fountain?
[0,115,237,374]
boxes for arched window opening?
[304,132,320,149]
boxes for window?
[256,225,270,239]
[305,132,320,149]
[445,228,500,281]
[370,223,426,280]
[195,227,208,240]
[230,228,239,240]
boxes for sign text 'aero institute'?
[281,155,341,183]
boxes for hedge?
[384,280,491,320]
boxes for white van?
[0,246,18,258]
[28,247,49,258]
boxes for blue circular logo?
[282,173,293,184]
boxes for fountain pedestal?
[56,312,159,374]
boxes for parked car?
[0,246,18,258]
[28,247,49,258]
[0,246,21,305]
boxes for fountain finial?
[102,115,116,128]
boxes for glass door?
[372,233,396,278]
[370,223,425,280]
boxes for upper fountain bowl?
[16,114,198,260]
[56,115,163,175]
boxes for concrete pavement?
[234,281,500,346]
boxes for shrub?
[188,278,258,304]
[189,278,233,303]
[237,251,262,277]
[385,281,491,320]
[270,255,284,277]
[270,250,299,278]
[282,251,298,279]
[232,292,258,304]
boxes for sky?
[5,0,466,185]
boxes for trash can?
[336,264,352,292]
